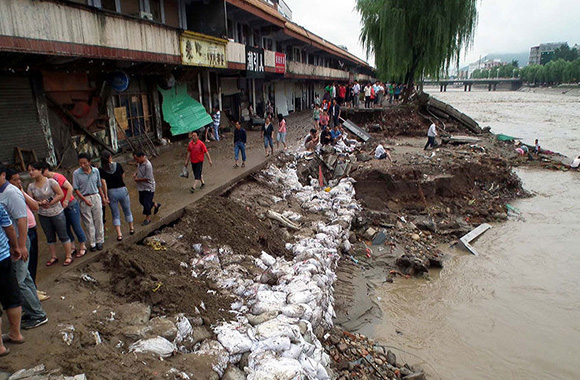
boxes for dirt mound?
[354,158,522,216]
[106,195,290,324]
[346,103,471,138]
[179,195,290,260]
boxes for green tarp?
[158,84,213,136]
[496,134,520,142]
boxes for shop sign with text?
[275,52,286,74]
[180,32,227,68]
[246,46,265,78]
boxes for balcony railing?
[0,0,179,61]
[287,61,349,80]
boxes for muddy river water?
[360,87,580,380]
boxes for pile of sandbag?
[180,162,360,379]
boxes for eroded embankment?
[6,153,425,380]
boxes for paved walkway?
[35,111,312,288]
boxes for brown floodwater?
[361,87,580,380]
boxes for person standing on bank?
[262,116,274,157]
[133,152,160,226]
[277,114,287,150]
[0,202,25,356]
[99,151,134,241]
[211,107,221,142]
[184,131,213,193]
[424,121,439,150]
[6,170,40,282]
[0,164,48,330]
[233,121,247,168]
[41,164,87,259]
[0,165,48,330]
[73,153,106,251]
[27,162,74,267]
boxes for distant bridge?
[423,78,523,92]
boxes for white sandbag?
[194,340,230,377]
[281,343,303,360]
[287,290,316,305]
[251,335,291,353]
[215,323,253,355]
[129,336,175,358]
[174,315,193,346]
[260,251,276,267]
[281,304,305,318]
[253,318,301,341]
[247,357,304,380]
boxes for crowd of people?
[0,149,161,356]
[312,81,409,111]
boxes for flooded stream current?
[363,88,580,380]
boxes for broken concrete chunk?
[222,365,246,380]
[147,317,178,341]
[117,302,151,325]
[364,227,377,240]
[8,365,47,380]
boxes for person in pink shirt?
[277,113,287,150]
[42,165,87,258]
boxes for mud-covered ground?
[1,98,567,380]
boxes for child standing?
[313,104,321,129]
[277,113,287,150]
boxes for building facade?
[0,0,373,168]
[529,42,567,65]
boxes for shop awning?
[158,84,213,136]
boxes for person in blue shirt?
[330,124,343,144]
[0,203,25,356]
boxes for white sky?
[288,0,580,67]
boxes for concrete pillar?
[488,84,492,91]
[197,73,203,105]
[31,74,58,164]
[207,70,212,111]
[252,78,256,111]
[440,84,443,92]
[216,74,222,111]
[493,84,497,91]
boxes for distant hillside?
[486,52,530,67]
[460,52,530,71]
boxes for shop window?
[101,0,120,11]
[149,0,163,22]
[113,93,153,138]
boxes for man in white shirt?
[424,121,438,150]
[353,81,361,108]
[375,143,392,161]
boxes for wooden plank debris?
[459,223,492,256]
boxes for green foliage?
[470,61,519,79]
[356,0,478,90]
[554,44,580,62]
[518,58,580,84]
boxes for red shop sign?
[275,52,286,74]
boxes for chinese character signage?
[275,52,286,74]
[180,32,227,68]
[246,46,265,78]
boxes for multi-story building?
[0,0,373,168]
[529,42,566,65]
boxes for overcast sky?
[288,0,580,67]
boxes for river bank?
[337,87,580,380]
[2,89,571,379]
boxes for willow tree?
[356,0,478,101]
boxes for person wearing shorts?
[277,113,287,150]
[0,203,25,356]
[184,131,213,193]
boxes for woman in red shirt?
[183,130,213,193]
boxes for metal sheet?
[341,119,372,142]
[0,76,48,165]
